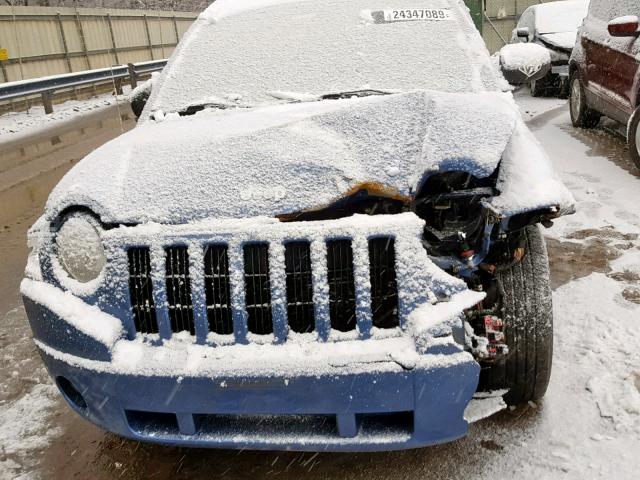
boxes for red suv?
[570,0,640,168]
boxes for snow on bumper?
[22,278,482,451]
[35,340,479,451]
[22,278,122,361]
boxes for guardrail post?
[0,60,8,83]
[128,63,138,89]
[41,90,54,114]
[0,60,14,113]
[114,77,124,95]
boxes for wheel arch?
[568,59,579,78]
[630,66,640,109]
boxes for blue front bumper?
[40,350,479,451]
[25,285,481,452]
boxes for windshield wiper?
[177,102,237,117]
[320,89,392,100]
[173,89,395,119]
[266,89,394,105]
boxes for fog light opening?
[56,377,88,412]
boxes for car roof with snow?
[529,0,589,34]
[144,0,505,116]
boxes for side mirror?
[499,43,551,85]
[516,27,530,41]
[129,77,155,119]
[608,16,640,37]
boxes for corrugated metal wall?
[0,6,197,83]
[482,0,562,53]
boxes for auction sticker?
[382,8,452,22]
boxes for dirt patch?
[546,226,640,289]
[546,237,622,289]
[567,228,638,242]
[609,271,640,284]
[632,372,640,392]
[479,440,504,451]
[613,242,637,251]
[622,288,640,305]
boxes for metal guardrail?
[0,59,167,114]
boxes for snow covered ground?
[0,89,639,479]
[0,307,63,480]
[0,89,130,143]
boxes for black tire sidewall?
[570,72,600,129]
[530,79,542,97]
[530,72,557,98]
[558,78,571,99]
[479,226,554,405]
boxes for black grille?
[128,248,158,334]
[243,243,273,335]
[128,235,402,338]
[284,242,315,333]
[369,237,399,329]
[326,240,357,332]
[204,245,233,335]
[165,247,195,335]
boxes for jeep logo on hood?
[239,185,288,202]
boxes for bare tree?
[3,0,214,11]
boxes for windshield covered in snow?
[535,0,589,34]
[147,0,502,115]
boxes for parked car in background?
[22,0,570,452]
[511,0,589,97]
[570,0,640,169]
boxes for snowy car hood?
[46,90,571,224]
[539,32,577,51]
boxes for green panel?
[464,0,483,34]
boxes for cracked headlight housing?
[56,215,106,284]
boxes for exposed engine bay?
[278,172,562,366]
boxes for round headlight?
[56,215,106,283]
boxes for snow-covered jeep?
[23,0,573,451]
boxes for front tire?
[530,79,544,97]
[480,226,554,406]
[628,107,640,170]
[530,74,550,97]
[570,73,601,128]
[531,72,562,98]
[558,78,571,99]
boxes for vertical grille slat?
[204,245,233,335]
[243,243,273,335]
[369,237,399,329]
[326,240,357,332]
[284,242,315,333]
[165,246,195,335]
[128,248,158,334]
